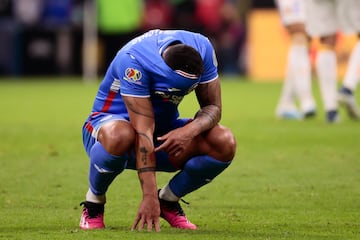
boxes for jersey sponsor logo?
[167,87,181,92]
[124,68,142,83]
[155,91,184,105]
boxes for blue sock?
[169,155,231,198]
[89,142,127,195]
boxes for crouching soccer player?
[79,29,237,231]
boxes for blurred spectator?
[170,0,199,32]
[194,0,246,75]
[0,0,12,18]
[141,0,173,31]
[6,0,81,75]
[218,0,246,75]
[70,0,85,27]
[97,0,143,74]
[0,0,17,75]
[13,0,44,25]
[251,0,275,8]
[195,0,223,37]
[42,0,73,26]
[0,0,253,77]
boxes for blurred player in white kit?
[305,0,360,122]
[275,0,317,120]
[337,0,360,120]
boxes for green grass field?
[0,77,359,240]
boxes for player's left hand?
[131,194,161,232]
[155,127,194,158]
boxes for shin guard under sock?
[89,142,126,195]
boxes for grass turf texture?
[0,77,359,240]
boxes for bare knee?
[97,121,136,155]
[217,127,237,161]
[205,125,237,162]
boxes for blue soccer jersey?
[90,29,219,130]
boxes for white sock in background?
[276,45,298,115]
[342,40,360,91]
[289,43,316,113]
[316,49,338,111]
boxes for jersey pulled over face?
[90,29,219,128]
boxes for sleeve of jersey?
[199,38,219,84]
[117,54,151,97]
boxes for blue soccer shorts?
[82,112,190,172]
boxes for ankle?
[81,201,104,217]
[159,185,180,202]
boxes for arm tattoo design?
[196,106,220,126]
[136,132,153,166]
[126,100,153,118]
[137,167,156,173]
[139,147,148,165]
[195,81,221,128]
[137,132,152,144]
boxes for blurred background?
[0,0,354,81]
[0,0,271,79]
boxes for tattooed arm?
[193,77,222,132]
[123,95,160,232]
[154,77,222,161]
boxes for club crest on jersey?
[124,68,142,82]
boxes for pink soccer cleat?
[159,198,197,230]
[79,201,105,229]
